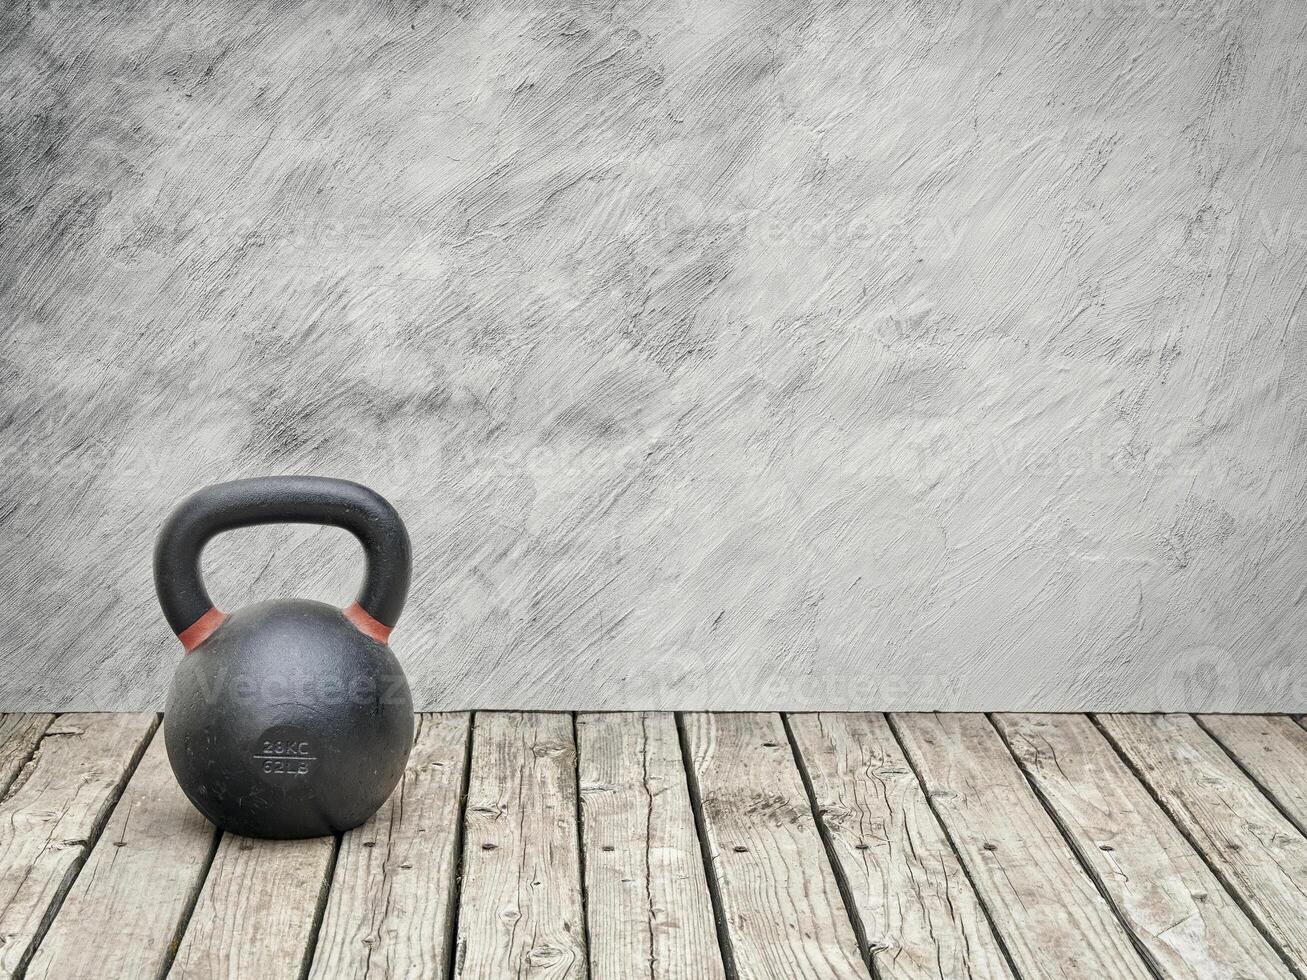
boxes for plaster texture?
[2,0,1304,709]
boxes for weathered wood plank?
[787,713,1014,980]
[308,713,470,980]
[455,712,585,979]
[1200,714,1307,832]
[1099,712,1307,969]
[576,712,725,980]
[682,712,868,980]
[0,713,156,978]
[169,832,336,978]
[996,713,1292,979]
[24,727,216,980]
[890,713,1153,980]
[0,715,53,795]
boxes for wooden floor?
[1,714,1306,979]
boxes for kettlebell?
[155,476,414,839]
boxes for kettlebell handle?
[155,476,411,650]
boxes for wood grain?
[682,712,868,980]
[890,713,1154,980]
[1199,714,1307,832]
[995,713,1291,979]
[13,710,1307,977]
[308,713,470,980]
[0,715,52,795]
[1098,712,1307,969]
[169,832,336,978]
[787,713,1014,980]
[454,712,586,979]
[0,713,156,977]
[576,712,725,980]
[23,727,217,980]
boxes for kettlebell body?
[155,477,414,840]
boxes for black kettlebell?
[155,476,414,839]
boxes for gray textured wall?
[2,0,1304,711]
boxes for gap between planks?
[788,713,1018,980]
[579,712,726,980]
[0,713,157,979]
[6,712,1307,980]
[993,713,1296,980]
[1097,713,1307,975]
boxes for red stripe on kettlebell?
[178,607,226,652]
[343,602,392,644]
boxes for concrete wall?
[2,0,1304,711]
